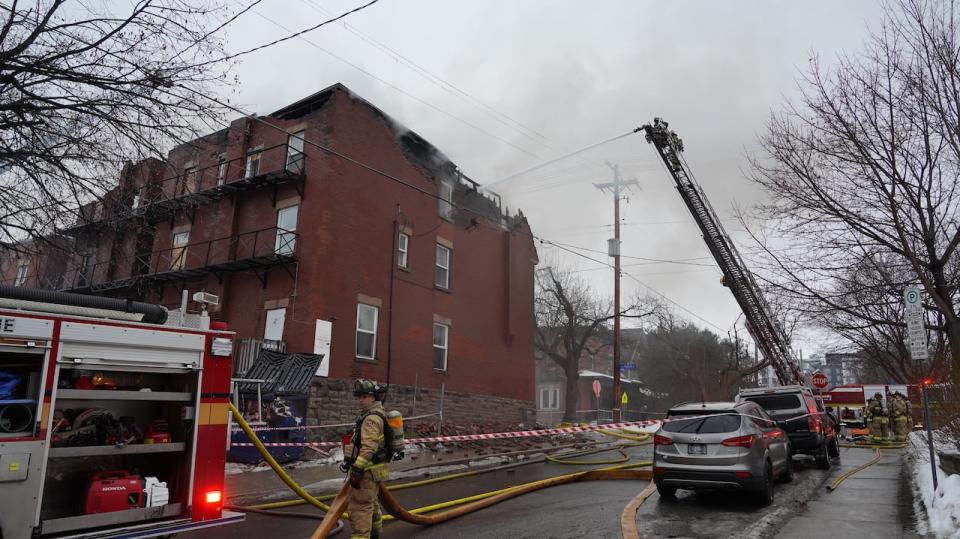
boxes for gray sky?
[223,0,885,355]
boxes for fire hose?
[229,403,653,538]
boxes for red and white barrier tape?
[230,413,440,433]
[229,418,664,448]
[228,409,835,449]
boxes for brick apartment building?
[1,83,539,425]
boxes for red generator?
[84,471,145,514]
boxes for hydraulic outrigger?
[639,118,803,385]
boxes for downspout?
[386,205,399,386]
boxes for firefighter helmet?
[354,378,387,400]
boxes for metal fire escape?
[640,118,803,385]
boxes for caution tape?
[230,413,440,433]
[229,419,665,448]
[229,410,833,448]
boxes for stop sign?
[812,371,829,389]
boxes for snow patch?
[908,430,960,537]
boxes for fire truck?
[0,285,243,538]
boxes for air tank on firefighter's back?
[386,410,405,454]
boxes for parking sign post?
[905,285,937,490]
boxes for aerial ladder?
[639,118,803,385]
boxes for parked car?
[736,385,840,469]
[653,401,792,505]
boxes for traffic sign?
[812,371,829,389]
[620,363,637,370]
[592,380,602,399]
[905,285,929,360]
[621,392,629,405]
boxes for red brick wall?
[94,85,537,405]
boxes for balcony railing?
[60,226,298,293]
[69,143,305,231]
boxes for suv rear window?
[743,394,801,411]
[663,412,741,433]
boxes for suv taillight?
[654,434,673,446]
[809,416,821,433]
[721,435,757,448]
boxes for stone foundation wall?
[307,378,535,436]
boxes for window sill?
[398,266,411,273]
[432,369,449,375]
[355,356,377,363]
[435,286,451,294]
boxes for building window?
[217,154,227,185]
[539,387,560,410]
[264,307,286,342]
[78,254,94,287]
[182,166,199,194]
[356,304,378,359]
[171,231,190,270]
[435,244,450,289]
[286,131,305,173]
[275,205,298,255]
[438,179,454,219]
[397,232,409,269]
[433,323,448,371]
[245,150,262,178]
[13,262,28,287]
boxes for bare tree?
[748,0,960,381]
[0,0,236,244]
[639,313,768,402]
[534,267,656,422]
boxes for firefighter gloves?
[349,466,365,489]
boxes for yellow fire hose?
[250,441,643,510]
[231,404,653,538]
[827,447,882,491]
[229,403,338,513]
[600,429,652,442]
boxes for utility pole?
[594,163,638,421]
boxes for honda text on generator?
[0,285,243,539]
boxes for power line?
[483,128,643,191]
[535,236,728,333]
[194,0,383,67]
[545,239,716,267]
[250,9,545,160]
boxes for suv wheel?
[755,461,774,506]
[778,453,795,483]
[827,436,841,458]
[656,482,677,499]
[815,440,831,470]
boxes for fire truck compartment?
[39,365,201,534]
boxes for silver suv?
[653,401,793,505]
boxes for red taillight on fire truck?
[205,490,222,504]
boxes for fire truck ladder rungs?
[640,118,802,385]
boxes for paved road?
[181,444,892,539]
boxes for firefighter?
[892,392,911,442]
[341,379,390,539]
[865,393,887,441]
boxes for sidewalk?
[776,446,923,538]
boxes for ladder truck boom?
[639,118,803,385]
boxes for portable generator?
[84,471,145,514]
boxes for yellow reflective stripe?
[355,456,372,469]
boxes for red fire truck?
[821,383,923,429]
[0,286,243,538]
